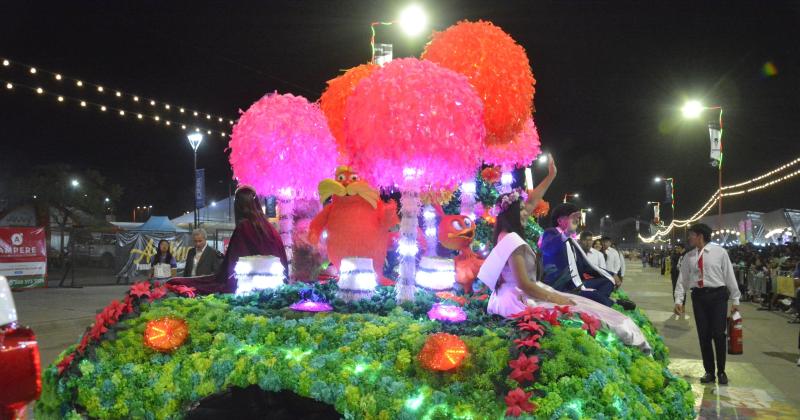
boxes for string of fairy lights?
[1,56,236,137]
[640,155,800,243]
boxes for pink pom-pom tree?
[483,117,542,193]
[344,58,485,301]
[229,93,338,270]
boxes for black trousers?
[691,287,729,375]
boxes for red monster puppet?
[434,204,484,293]
[309,166,399,286]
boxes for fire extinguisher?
[728,310,743,354]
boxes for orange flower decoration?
[418,333,468,371]
[143,317,189,353]
[533,199,550,218]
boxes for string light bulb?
[133,96,139,101]
[137,113,143,119]
[179,108,185,113]
[29,67,37,74]
[149,100,156,106]
[164,104,170,109]
[115,91,122,97]
[97,86,104,92]
[55,74,62,80]
[76,80,83,87]
[80,101,86,107]
[100,105,107,111]
[2,59,9,66]
[165,120,171,126]
[154,115,160,121]
[193,111,198,116]
[36,87,43,94]
[5,82,11,90]
[57,96,64,102]
[119,110,125,116]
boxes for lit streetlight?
[70,179,79,188]
[398,4,428,36]
[681,99,724,228]
[563,192,579,203]
[187,133,204,228]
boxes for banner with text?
[0,227,47,288]
[116,231,192,281]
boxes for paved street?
[623,262,800,419]
[11,263,800,418]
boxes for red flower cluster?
[508,353,540,383]
[505,388,536,417]
[434,291,487,306]
[481,166,502,184]
[532,199,550,218]
[580,312,601,336]
[56,280,196,376]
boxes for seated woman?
[478,191,651,353]
[169,186,288,294]
[150,239,178,281]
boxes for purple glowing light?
[427,303,467,323]
[290,300,333,312]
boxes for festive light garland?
[640,155,800,242]
[1,57,236,127]
[2,78,229,138]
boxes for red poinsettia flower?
[76,333,90,354]
[505,388,536,417]
[129,281,152,298]
[510,306,547,322]
[508,353,539,383]
[517,320,545,335]
[88,315,109,341]
[121,295,134,314]
[56,353,75,375]
[98,300,126,325]
[166,283,196,298]
[542,309,561,326]
[148,285,168,302]
[554,305,572,316]
[514,334,542,349]
[580,312,601,336]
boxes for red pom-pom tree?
[422,20,536,146]
[343,58,485,301]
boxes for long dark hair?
[492,194,545,282]
[152,239,174,266]
[234,187,268,231]
[492,195,525,245]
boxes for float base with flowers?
[37,281,694,419]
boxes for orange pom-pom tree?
[319,63,377,163]
[417,332,468,371]
[422,20,536,145]
[143,317,189,353]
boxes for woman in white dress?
[478,190,651,353]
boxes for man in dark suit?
[184,228,222,277]
[540,203,620,307]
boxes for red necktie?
[697,251,704,288]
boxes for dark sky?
[2,0,799,223]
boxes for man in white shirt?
[601,237,623,282]
[674,223,741,385]
[579,231,607,269]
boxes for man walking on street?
[674,224,741,385]
[670,244,686,305]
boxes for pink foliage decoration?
[482,118,541,171]
[229,92,338,199]
[343,58,485,190]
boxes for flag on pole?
[708,122,722,167]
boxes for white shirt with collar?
[674,242,741,305]
[191,244,207,277]
[585,248,607,269]
[605,247,622,275]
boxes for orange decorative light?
[143,317,189,352]
[418,333,468,371]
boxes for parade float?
[36,20,695,419]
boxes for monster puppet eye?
[337,174,346,182]
[350,174,359,182]
[451,220,463,230]
[463,218,472,227]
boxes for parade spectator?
[601,236,623,283]
[150,239,177,280]
[183,228,222,277]
[671,244,686,305]
[580,231,607,269]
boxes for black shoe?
[616,299,636,311]
[700,373,716,384]
[717,372,729,385]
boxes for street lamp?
[681,99,724,228]
[371,4,428,64]
[70,179,79,188]
[563,192,579,203]
[654,176,676,238]
[187,133,204,228]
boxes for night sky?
[2,0,799,224]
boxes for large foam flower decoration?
[229,92,338,198]
[319,63,377,162]
[482,118,541,170]
[423,20,535,145]
[343,58,485,190]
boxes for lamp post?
[681,100,724,229]
[370,4,428,64]
[654,176,676,240]
[563,192,579,203]
[580,207,592,228]
[187,133,204,228]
